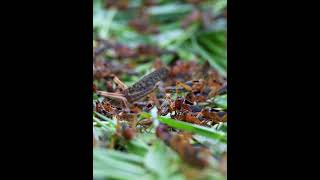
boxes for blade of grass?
[158,116,226,143]
[147,3,192,16]
[103,9,117,38]
[213,95,227,109]
[93,151,147,175]
[93,116,115,131]
[94,148,144,164]
[144,140,180,179]
[126,139,149,157]
[191,36,227,77]
[94,112,116,126]
[159,24,198,48]
[94,168,142,180]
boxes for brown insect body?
[121,124,135,140]
[97,67,169,110]
[156,124,210,169]
[201,108,227,124]
[124,67,169,102]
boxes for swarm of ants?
[93,0,227,178]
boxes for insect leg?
[96,91,130,111]
[109,74,128,90]
[175,81,193,94]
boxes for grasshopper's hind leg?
[96,91,130,111]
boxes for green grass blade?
[147,3,192,16]
[158,116,226,143]
[93,116,115,131]
[213,95,227,110]
[191,37,226,77]
[94,112,116,126]
[93,150,147,175]
[95,149,145,164]
[126,139,149,157]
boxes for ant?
[156,123,211,169]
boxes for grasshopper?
[97,67,169,110]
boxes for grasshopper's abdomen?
[127,67,169,93]
[124,67,169,102]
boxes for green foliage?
[213,95,227,110]
[94,139,224,180]
[158,116,227,143]
[93,0,227,77]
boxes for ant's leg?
[97,91,130,111]
[175,81,193,94]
